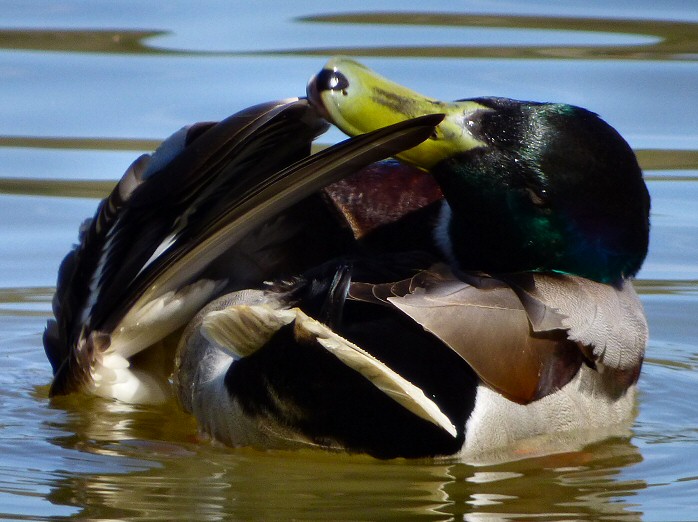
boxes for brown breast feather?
[322,161,443,239]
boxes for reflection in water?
[635,278,698,296]
[42,394,646,520]
[1,14,696,60]
[0,178,115,199]
[0,286,54,315]
[295,13,697,61]
[0,135,160,151]
[635,149,698,171]
[0,29,169,55]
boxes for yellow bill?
[307,57,489,169]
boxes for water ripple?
[2,13,696,61]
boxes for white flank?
[90,364,171,405]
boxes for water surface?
[1,1,696,520]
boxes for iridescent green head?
[308,58,650,284]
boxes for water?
[1,1,697,519]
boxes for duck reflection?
[43,396,645,521]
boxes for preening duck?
[45,59,649,460]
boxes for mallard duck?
[45,58,649,460]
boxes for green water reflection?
[294,13,697,61]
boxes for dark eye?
[314,68,350,93]
[525,187,548,207]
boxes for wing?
[175,281,467,458]
[44,151,152,377]
[506,272,647,384]
[351,265,647,403]
[198,304,457,437]
[46,100,317,376]
[89,99,328,335]
[350,264,584,404]
[46,97,443,397]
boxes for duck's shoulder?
[507,272,647,375]
[352,265,647,404]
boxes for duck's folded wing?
[46,100,319,371]
[197,304,457,437]
[353,265,647,404]
[46,97,443,397]
[86,99,329,336]
[350,265,583,404]
[506,273,647,380]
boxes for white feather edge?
[88,363,171,405]
[109,278,228,359]
[200,304,458,438]
[87,278,228,405]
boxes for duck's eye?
[314,68,350,94]
[525,187,548,207]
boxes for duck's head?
[307,58,650,285]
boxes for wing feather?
[360,265,582,404]
[364,265,645,402]
[47,99,443,397]
[507,273,647,372]
[199,304,457,437]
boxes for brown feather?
[355,265,647,403]
[505,272,647,391]
[322,160,442,239]
[377,265,581,404]
[505,273,647,371]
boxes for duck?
[44,58,650,460]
